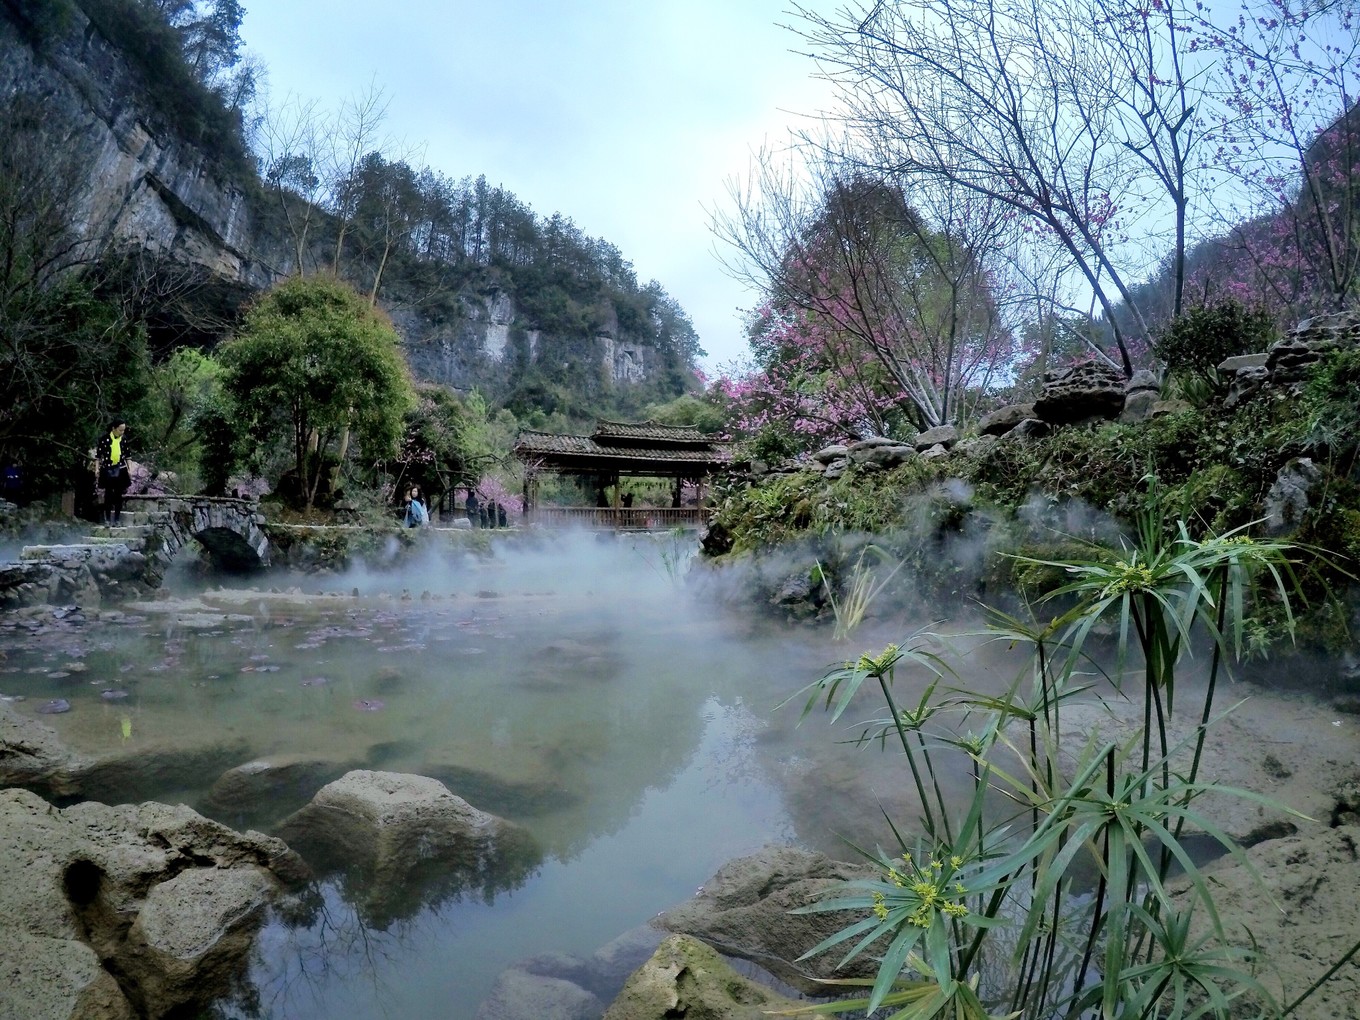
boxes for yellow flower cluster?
[875,853,971,928]
[1100,561,1157,599]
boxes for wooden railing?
[530,506,708,530]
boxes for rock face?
[275,770,541,927]
[1263,457,1323,535]
[1033,361,1128,424]
[602,935,806,1020]
[655,845,879,994]
[0,788,306,1019]
[1178,827,1360,1020]
[1222,310,1360,408]
[0,10,262,284]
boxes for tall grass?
[776,502,1355,1019]
[819,544,905,642]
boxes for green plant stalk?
[875,669,944,842]
[1069,747,1117,1018]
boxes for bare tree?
[789,0,1217,376]
[1198,2,1360,314]
[255,92,327,275]
[328,81,392,272]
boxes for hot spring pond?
[0,535,1018,1017]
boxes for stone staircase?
[19,515,155,565]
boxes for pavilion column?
[672,476,682,508]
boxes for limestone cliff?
[0,5,265,286]
[2,4,691,406]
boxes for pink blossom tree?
[716,157,1020,435]
[1191,2,1360,318]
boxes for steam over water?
[0,532,1021,1017]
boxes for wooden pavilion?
[512,420,731,529]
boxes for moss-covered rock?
[602,934,805,1019]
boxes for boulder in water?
[0,788,306,1019]
[655,845,879,994]
[602,934,806,1019]
[275,770,541,927]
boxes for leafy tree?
[219,276,415,508]
[391,384,488,501]
[0,91,150,493]
[139,348,227,487]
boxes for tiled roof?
[514,430,731,465]
[591,420,708,444]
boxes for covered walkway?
[512,420,731,530]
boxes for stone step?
[90,525,154,539]
[84,536,146,550]
[20,543,104,561]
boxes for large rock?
[1119,370,1162,423]
[477,924,665,1019]
[121,866,280,1014]
[954,433,999,458]
[977,402,1036,436]
[0,930,134,1020]
[0,704,251,805]
[0,788,306,1019]
[1266,336,1324,384]
[847,438,917,471]
[1033,361,1127,424]
[655,845,879,994]
[855,444,917,470]
[913,425,959,450]
[1178,828,1360,1020]
[0,704,92,793]
[275,770,541,927]
[476,969,603,1020]
[999,418,1052,442]
[1263,457,1322,535]
[602,935,806,1019]
[1217,353,1269,373]
[203,753,357,825]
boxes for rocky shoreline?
[2,615,1358,1017]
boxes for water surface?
[0,533,1022,1017]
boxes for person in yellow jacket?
[95,418,130,525]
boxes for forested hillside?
[0,0,705,499]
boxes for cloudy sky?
[238,1,839,371]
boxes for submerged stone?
[38,698,71,714]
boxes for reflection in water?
[0,533,1027,1017]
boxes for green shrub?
[1154,301,1277,399]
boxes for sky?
[237,1,840,373]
